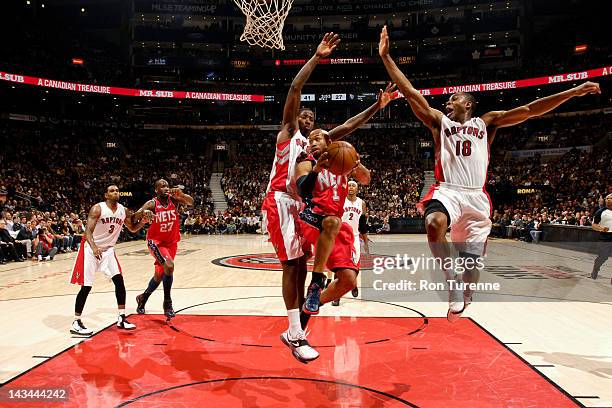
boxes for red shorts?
[301,221,359,272]
[147,240,178,273]
[261,192,305,262]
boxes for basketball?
[326,141,358,176]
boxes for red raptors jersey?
[308,165,349,218]
[266,130,308,199]
[147,197,180,244]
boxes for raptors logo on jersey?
[343,196,363,233]
[436,115,489,188]
[266,130,308,199]
[92,202,126,251]
[147,197,180,244]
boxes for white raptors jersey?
[92,202,125,251]
[435,116,489,188]
[342,197,363,237]
[266,130,308,199]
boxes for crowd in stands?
[488,146,611,241]
[1,109,610,264]
[0,120,215,263]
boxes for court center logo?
[212,253,395,271]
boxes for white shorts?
[424,183,492,256]
[261,191,304,261]
[69,243,122,286]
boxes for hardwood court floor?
[0,234,610,407]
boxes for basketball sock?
[287,308,301,336]
[162,274,173,301]
[145,277,161,294]
[310,272,326,287]
[75,285,92,315]
[300,310,311,329]
[118,308,125,317]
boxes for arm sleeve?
[358,214,368,234]
[297,171,318,199]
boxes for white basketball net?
[233,0,294,50]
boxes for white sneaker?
[117,314,136,330]
[280,329,319,363]
[44,256,51,261]
[70,319,93,336]
[38,255,43,261]
[447,280,465,322]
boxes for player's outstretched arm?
[482,82,601,131]
[329,83,397,141]
[350,161,371,185]
[170,188,195,207]
[378,26,442,129]
[124,208,148,233]
[133,200,156,222]
[85,204,102,259]
[278,33,341,143]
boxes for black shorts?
[424,199,451,224]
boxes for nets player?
[379,25,601,320]
[263,33,395,363]
[332,180,369,306]
[134,179,194,319]
[591,193,612,282]
[69,185,151,336]
[297,130,371,320]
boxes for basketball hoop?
[233,0,294,50]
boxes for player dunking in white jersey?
[379,25,601,320]
[69,185,151,336]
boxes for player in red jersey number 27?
[134,179,194,320]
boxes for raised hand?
[377,82,398,108]
[573,81,601,97]
[316,32,341,58]
[379,25,390,57]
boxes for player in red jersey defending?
[134,179,194,320]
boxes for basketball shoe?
[302,281,323,315]
[136,292,150,314]
[446,279,465,323]
[70,319,93,336]
[280,329,319,363]
[163,299,175,319]
[117,314,136,330]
